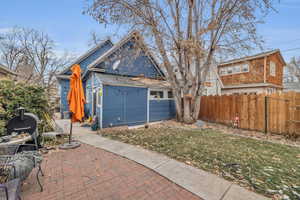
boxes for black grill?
[5,107,39,136]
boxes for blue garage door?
[103,85,147,127]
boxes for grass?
[101,127,300,200]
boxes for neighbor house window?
[270,61,276,76]
[220,68,227,75]
[227,67,233,74]
[233,65,241,73]
[150,90,164,99]
[219,63,249,76]
[241,64,249,72]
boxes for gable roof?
[59,39,113,75]
[0,64,18,75]
[87,31,165,78]
[218,49,286,67]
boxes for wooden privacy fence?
[199,91,300,136]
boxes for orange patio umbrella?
[68,64,85,122]
[67,64,85,144]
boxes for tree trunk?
[173,89,202,124]
[183,96,194,124]
[174,94,183,121]
[192,95,201,120]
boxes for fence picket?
[199,91,300,135]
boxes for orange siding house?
[218,49,286,94]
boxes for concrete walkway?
[72,126,269,200]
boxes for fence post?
[264,96,268,134]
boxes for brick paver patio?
[21,144,201,200]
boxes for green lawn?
[101,127,300,199]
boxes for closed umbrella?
[60,64,85,149]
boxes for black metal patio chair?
[0,159,21,200]
[0,143,44,192]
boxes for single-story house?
[56,31,176,129]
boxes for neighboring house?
[0,64,18,80]
[217,49,286,95]
[202,66,222,95]
[56,31,176,128]
[283,67,300,92]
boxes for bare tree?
[85,0,274,123]
[288,57,300,82]
[0,27,24,71]
[88,31,106,47]
[0,27,74,96]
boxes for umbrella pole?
[69,113,72,144]
[59,113,80,149]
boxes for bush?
[0,79,52,135]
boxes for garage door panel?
[103,85,147,127]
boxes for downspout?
[264,56,267,83]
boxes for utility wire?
[281,47,300,52]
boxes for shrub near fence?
[199,91,300,136]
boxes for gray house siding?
[149,100,176,122]
[60,41,113,118]
[85,76,93,117]
[59,79,70,118]
[95,40,163,79]
[58,33,176,128]
[63,41,113,75]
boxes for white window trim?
[270,61,276,77]
[149,89,174,100]
[219,63,250,76]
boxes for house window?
[150,90,164,99]
[270,61,276,76]
[219,63,249,76]
[150,90,174,100]
[241,64,249,72]
[220,68,227,75]
[233,66,241,73]
[112,59,121,71]
[227,67,233,74]
[168,91,174,98]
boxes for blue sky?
[1,0,300,61]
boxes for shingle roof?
[218,49,286,67]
